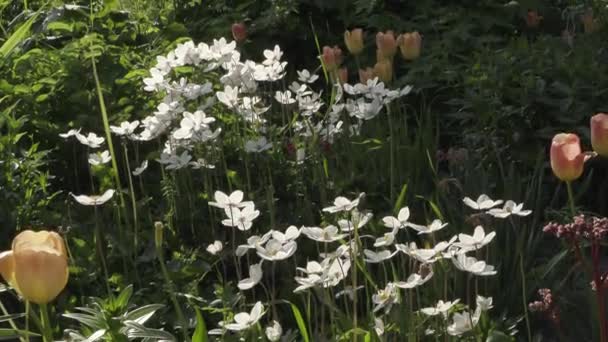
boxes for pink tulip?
[321,46,342,71]
[376,31,397,60]
[550,133,587,181]
[591,113,608,157]
[232,23,247,43]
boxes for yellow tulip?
[0,230,69,304]
[373,59,393,83]
[397,32,422,61]
[344,28,364,55]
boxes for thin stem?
[24,301,29,342]
[565,181,576,217]
[519,254,532,342]
[39,304,53,342]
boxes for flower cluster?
[543,214,608,243]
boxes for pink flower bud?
[232,22,247,43]
[376,31,397,60]
[591,113,608,157]
[338,67,348,84]
[526,11,543,28]
[344,28,364,55]
[321,46,342,71]
[397,32,422,61]
[550,133,587,181]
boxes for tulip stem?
[24,301,30,342]
[39,303,53,342]
[565,181,577,217]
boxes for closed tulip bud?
[525,11,543,28]
[359,67,375,84]
[0,230,68,304]
[397,32,422,61]
[550,133,589,181]
[591,113,608,156]
[373,59,393,83]
[344,28,364,55]
[376,31,397,60]
[321,46,343,71]
[581,10,600,34]
[232,22,247,43]
[338,67,348,84]
[154,221,164,249]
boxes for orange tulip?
[0,230,68,304]
[373,59,393,83]
[397,32,422,61]
[344,29,364,55]
[338,67,348,84]
[232,22,247,43]
[550,133,588,181]
[591,113,608,157]
[376,31,397,60]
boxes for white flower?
[296,148,306,164]
[335,285,364,301]
[256,239,297,261]
[456,226,496,251]
[206,240,223,255]
[271,226,301,243]
[487,200,532,218]
[244,136,273,153]
[216,85,240,108]
[322,193,364,213]
[382,207,412,230]
[394,270,434,289]
[132,160,148,176]
[76,132,105,148]
[447,311,478,336]
[364,249,397,263]
[236,233,272,257]
[209,190,253,210]
[374,318,385,337]
[337,210,372,232]
[452,254,497,276]
[172,111,216,140]
[301,225,346,243]
[88,150,111,166]
[221,302,265,332]
[372,283,399,313]
[222,204,260,231]
[462,194,503,210]
[397,237,456,264]
[373,229,397,248]
[110,120,140,137]
[71,189,115,206]
[274,90,296,105]
[238,263,263,290]
[297,69,319,83]
[189,158,215,170]
[158,151,192,170]
[263,45,283,65]
[143,68,164,92]
[59,128,81,139]
[265,320,282,342]
[420,299,460,317]
[408,219,448,235]
[476,295,493,311]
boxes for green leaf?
[290,302,310,342]
[486,330,515,342]
[192,307,208,342]
[115,284,133,309]
[0,11,40,57]
[392,183,408,215]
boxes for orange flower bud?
[321,46,343,71]
[344,28,364,55]
[376,31,397,60]
[359,67,375,84]
[526,11,543,28]
[231,22,247,43]
[550,133,587,182]
[0,230,69,304]
[591,113,608,157]
[373,59,393,83]
[338,67,348,84]
[398,32,422,61]
[581,10,600,34]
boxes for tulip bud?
[591,113,608,157]
[359,67,375,84]
[154,221,164,250]
[376,31,397,60]
[550,133,587,181]
[525,11,543,28]
[321,46,343,71]
[397,32,422,61]
[581,10,600,34]
[232,22,247,43]
[344,28,364,55]
[338,67,348,84]
[0,230,68,304]
[373,59,393,83]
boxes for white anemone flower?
[256,239,297,261]
[382,206,412,230]
[206,240,223,255]
[88,150,111,166]
[274,90,296,105]
[59,128,81,139]
[394,270,434,289]
[76,132,105,148]
[456,226,496,251]
[476,295,493,311]
[335,285,364,301]
[238,263,263,290]
[236,233,273,257]
[71,189,115,206]
[301,225,346,243]
[462,194,503,210]
[487,200,532,218]
[374,318,385,337]
[244,136,273,153]
[364,249,397,263]
[216,85,240,108]
[447,311,479,336]
[221,302,264,331]
[373,229,397,248]
[209,190,253,210]
[337,210,373,232]
[222,204,260,231]
[110,120,140,137]
[297,69,319,83]
[322,193,364,213]
[420,299,460,317]
[271,226,301,243]
[265,320,282,342]
[132,160,148,176]
[408,219,448,235]
[452,254,497,276]
[372,283,399,313]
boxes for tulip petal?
[0,251,18,291]
[14,249,68,304]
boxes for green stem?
[24,301,29,342]
[39,304,52,342]
[520,254,532,342]
[566,181,577,217]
